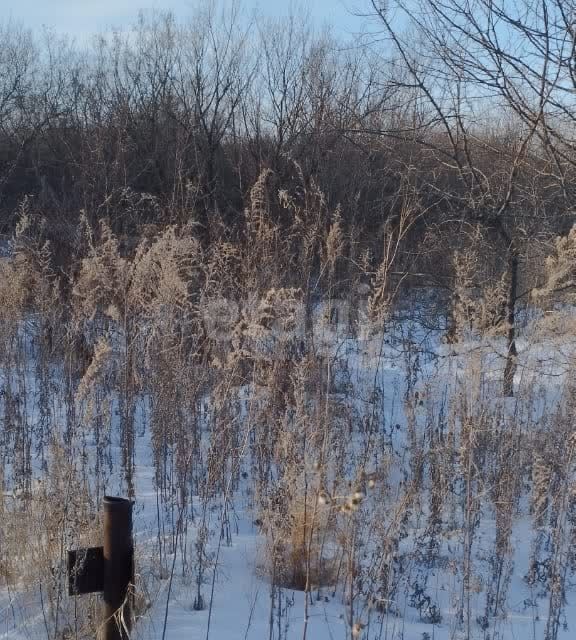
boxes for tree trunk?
[503,251,518,397]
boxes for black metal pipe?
[102,496,134,640]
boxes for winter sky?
[5,0,373,41]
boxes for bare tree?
[0,21,37,221]
[365,0,576,394]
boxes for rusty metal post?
[102,496,134,640]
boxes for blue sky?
[5,0,373,41]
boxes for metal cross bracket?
[68,496,134,640]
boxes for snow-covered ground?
[1,306,575,640]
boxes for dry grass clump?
[533,224,576,303]
[74,217,202,323]
[0,207,59,331]
[1,439,101,637]
[450,235,510,340]
[260,493,338,591]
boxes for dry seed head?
[531,455,552,521]
[318,491,331,506]
[325,207,344,272]
[347,497,361,511]
[568,431,576,453]
[533,225,576,303]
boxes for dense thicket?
[1,4,573,266]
